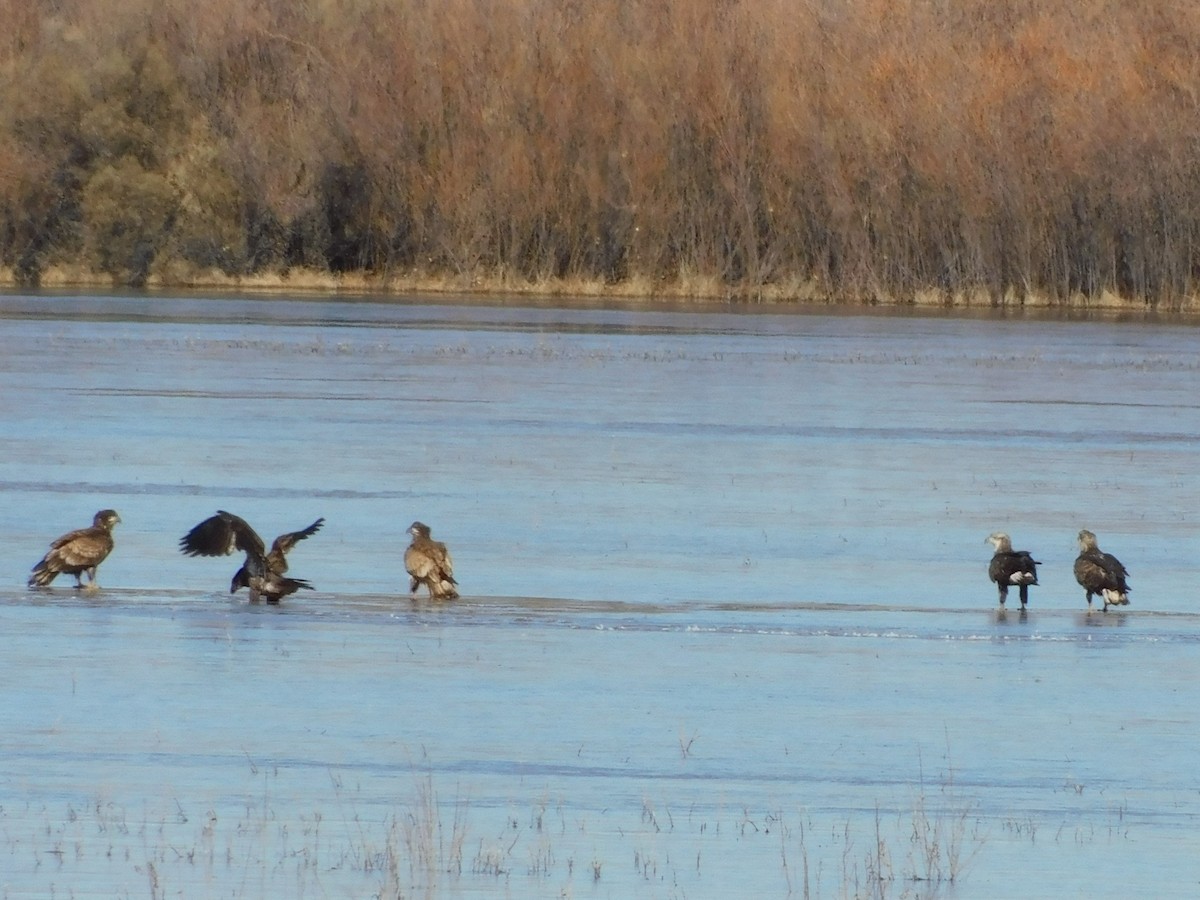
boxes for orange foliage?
[1,0,1199,301]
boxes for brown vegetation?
[2,0,1199,306]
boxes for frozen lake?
[0,293,1198,897]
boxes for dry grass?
[8,263,1200,313]
[0,763,997,899]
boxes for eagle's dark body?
[986,532,1039,608]
[29,509,121,589]
[179,511,323,603]
[404,521,458,600]
[1074,529,1130,611]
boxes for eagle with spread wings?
[29,509,122,590]
[179,511,324,603]
[405,521,459,600]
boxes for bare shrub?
[5,0,1200,304]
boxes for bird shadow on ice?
[993,607,1030,626]
[1076,609,1130,627]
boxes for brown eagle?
[29,509,121,590]
[1074,529,1130,611]
[405,521,458,600]
[179,511,324,603]
[985,532,1040,609]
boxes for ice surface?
[0,293,1196,896]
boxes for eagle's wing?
[179,511,265,558]
[45,527,113,569]
[405,534,459,599]
[404,542,439,581]
[269,518,325,558]
[988,553,1010,584]
[48,526,93,551]
[405,538,453,579]
[1101,552,1129,582]
[1074,554,1110,591]
[991,551,1035,585]
[1014,550,1039,579]
[433,540,455,581]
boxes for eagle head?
[94,509,121,530]
[985,532,1012,552]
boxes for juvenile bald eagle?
[986,532,1040,608]
[179,511,323,603]
[1074,529,1130,611]
[29,509,121,590]
[405,521,458,600]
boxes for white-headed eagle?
[404,521,458,600]
[1074,529,1130,611]
[29,509,121,590]
[985,531,1040,609]
[179,511,323,603]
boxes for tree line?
[1,0,1198,305]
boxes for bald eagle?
[1074,529,1130,611]
[29,509,121,590]
[986,532,1040,608]
[179,511,323,603]
[405,521,458,600]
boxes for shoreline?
[3,264,1198,317]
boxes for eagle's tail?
[433,578,459,600]
[263,576,313,598]
[1102,588,1130,608]
[28,560,58,588]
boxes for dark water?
[0,293,1198,897]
